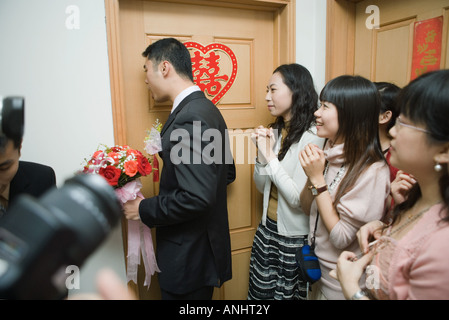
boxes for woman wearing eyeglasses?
[333,70,449,300]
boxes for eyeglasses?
[395,117,431,134]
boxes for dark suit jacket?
[9,161,56,206]
[139,91,236,294]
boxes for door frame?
[104,0,296,298]
[325,0,358,81]
[105,0,296,146]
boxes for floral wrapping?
[81,121,163,288]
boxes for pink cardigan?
[369,204,449,300]
[309,143,390,300]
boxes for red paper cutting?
[184,42,238,105]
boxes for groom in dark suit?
[123,38,236,300]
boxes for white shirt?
[254,127,325,236]
[172,85,201,114]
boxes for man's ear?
[160,61,170,77]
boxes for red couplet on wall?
[411,16,443,81]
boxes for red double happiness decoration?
[184,42,238,105]
[411,16,443,81]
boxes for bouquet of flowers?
[81,129,162,288]
[82,144,153,188]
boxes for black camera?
[0,96,25,145]
[0,173,122,299]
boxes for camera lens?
[0,173,122,299]
[38,173,122,262]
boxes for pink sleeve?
[329,163,390,249]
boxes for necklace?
[390,202,441,237]
[323,162,346,193]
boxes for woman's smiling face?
[314,101,342,144]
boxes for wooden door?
[105,0,295,300]
[326,0,449,86]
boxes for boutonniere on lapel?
[144,119,163,182]
[144,119,163,155]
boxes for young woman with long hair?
[299,75,390,300]
[248,64,324,300]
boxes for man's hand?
[123,197,143,221]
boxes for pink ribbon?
[115,180,160,288]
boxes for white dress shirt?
[172,85,201,114]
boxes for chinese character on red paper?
[411,17,443,80]
[191,50,229,96]
[184,42,238,105]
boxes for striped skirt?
[247,217,308,300]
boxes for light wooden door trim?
[105,0,127,146]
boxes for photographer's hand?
[69,269,136,300]
[96,269,136,300]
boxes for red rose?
[124,160,138,177]
[99,165,122,186]
[137,155,152,176]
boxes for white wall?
[296,0,327,93]
[0,0,124,297]
[0,0,115,185]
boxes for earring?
[434,163,443,172]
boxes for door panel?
[106,0,294,300]
[354,0,449,87]
[327,0,449,87]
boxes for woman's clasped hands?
[251,126,276,164]
[299,143,326,184]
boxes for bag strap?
[310,213,319,249]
